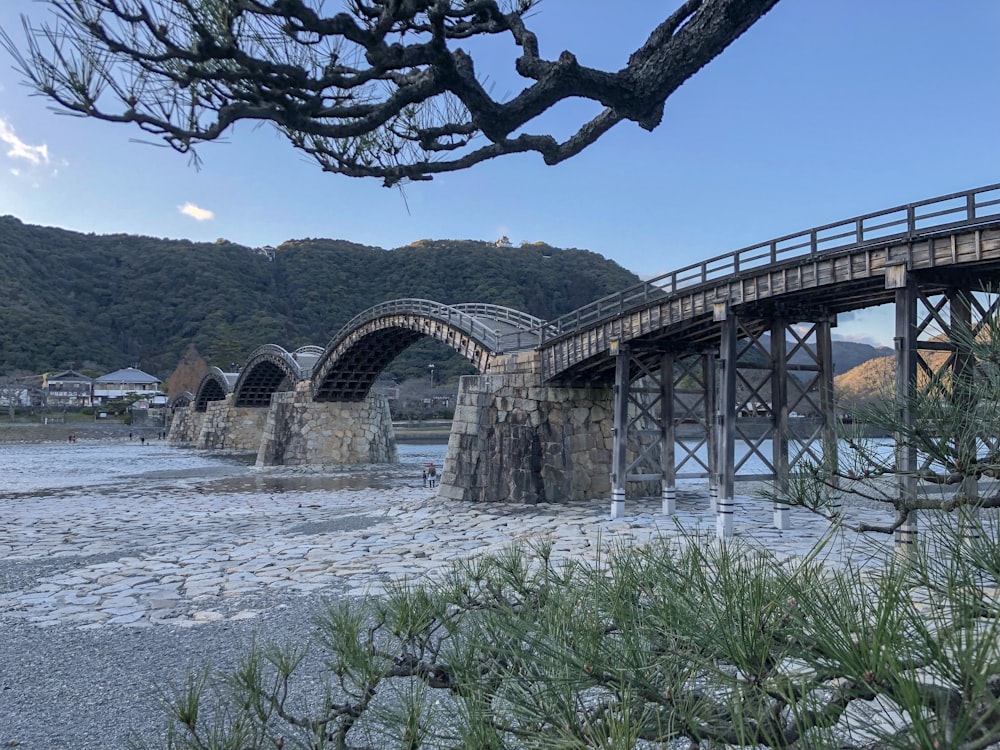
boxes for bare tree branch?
[0,0,780,185]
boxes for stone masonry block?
[566,433,592,455]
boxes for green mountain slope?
[0,218,640,379]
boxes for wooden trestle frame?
[611,273,1000,544]
[610,305,838,538]
[890,271,1000,551]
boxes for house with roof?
[45,370,94,407]
[93,367,164,403]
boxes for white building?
[0,384,32,408]
[93,367,163,402]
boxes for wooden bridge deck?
[538,184,1000,384]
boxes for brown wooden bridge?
[184,183,1000,539]
[534,182,1000,536]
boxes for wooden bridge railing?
[451,303,544,331]
[452,303,544,352]
[539,182,1000,343]
[292,345,325,357]
[326,298,507,354]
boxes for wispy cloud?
[179,202,214,221]
[0,118,49,165]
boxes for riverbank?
[0,420,453,444]
[0,438,905,749]
[0,421,158,443]
[392,419,452,441]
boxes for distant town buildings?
[45,370,95,407]
[93,367,163,402]
[2,366,167,410]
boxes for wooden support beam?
[611,347,630,519]
[895,278,918,555]
[717,306,738,539]
[705,350,719,511]
[661,352,676,515]
[949,288,980,543]
[817,316,841,520]
[771,318,790,530]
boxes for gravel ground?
[0,513,384,749]
[0,588,343,749]
[0,441,448,750]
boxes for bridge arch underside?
[169,391,194,409]
[233,356,298,407]
[313,318,492,402]
[194,369,231,412]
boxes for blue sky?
[0,1,998,346]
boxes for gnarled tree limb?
[1,0,780,185]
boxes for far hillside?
[0,218,640,381]
[0,216,898,399]
[834,354,895,409]
[826,340,893,377]
[834,347,963,409]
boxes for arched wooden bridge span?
[177,303,544,460]
[189,304,542,412]
[174,182,1000,540]
[311,300,542,401]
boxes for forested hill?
[0,216,641,379]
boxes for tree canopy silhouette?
[3,0,779,186]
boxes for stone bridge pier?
[195,396,271,451]
[256,385,396,467]
[440,352,614,504]
[167,406,204,445]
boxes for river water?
[0,439,449,497]
[0,436,820,508]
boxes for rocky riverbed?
[0,439,899,748]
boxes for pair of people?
[423,462,437,488]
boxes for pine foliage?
[141,525,1000,749]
